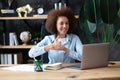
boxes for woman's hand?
[44,37,62,51]
[52,38,70,53]
[52,38,62,50]
[44,37,70,53]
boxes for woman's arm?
[28,36,49,58]
[68,35,83,61]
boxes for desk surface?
[0,61,120,80]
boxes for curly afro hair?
[45,7,77,34]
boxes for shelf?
[0,15,79,20]
[0,15,47,20]
[0,45,34,49]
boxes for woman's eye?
[60,22,64,25]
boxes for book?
[8,32,19,64]
[44,63,62,70]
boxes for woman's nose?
[63,24,67,28]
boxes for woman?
[29,7,83,64]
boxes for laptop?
[70,43,109,70]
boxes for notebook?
[70,43,109,70]
[44,63,62,70]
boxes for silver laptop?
[69,43,109,70]
[80,43,109,70]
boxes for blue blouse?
[29,34,83,64]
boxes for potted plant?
[79,0,120,60]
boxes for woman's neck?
[56,34,66,38]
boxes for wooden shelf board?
[0,15,47,20]
[0,45,34,49]
[0,15,79,20]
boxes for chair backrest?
[40,20,50,63]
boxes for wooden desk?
[0,61,120,80]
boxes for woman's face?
[56,16,69,37]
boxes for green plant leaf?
[117,29,120,35]
[84,0,102,24]
[102,24,114,42]
[117,8,120,17]
[87,20,96,33]
[0,26,4,31]
[32,32,41,38]
[79,4,95,44]
[100,0,118,24]
[79,0,120,44]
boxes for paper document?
[1,63,63,72]
[1,65,34,72]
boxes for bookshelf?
[0,15,49,64]
[0,15,79,64]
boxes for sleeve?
[28,36,49,58]
[69,35,83,61]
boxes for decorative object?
[37,8,44,15]
[54,2,66,10]
[16,4,33,17]
[20,31,32,45]
[8,0,13,9]
[1,0,15,14]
